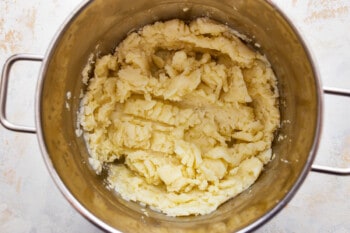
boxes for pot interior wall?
[38,0,320,232]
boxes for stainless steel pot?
[1,0,350,232]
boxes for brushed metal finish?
[34,0,322,232]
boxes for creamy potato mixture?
[78,18,280,216]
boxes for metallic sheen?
[0,54,43,133]
[1,0,337,232]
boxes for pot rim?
[236,2,324,232]
[35,1,118,232]
[34,1,323,232]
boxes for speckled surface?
[1,0,349,232]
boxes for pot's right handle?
[311,86,350,175]
[0,54,43,134]
[3,55,350,175]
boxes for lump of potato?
[78,17,280,216]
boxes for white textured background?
[1,0,349,232]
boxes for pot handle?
[3,55,349,175]
[0,53,43,134]
[311,86,350,175]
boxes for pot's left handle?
[0,54,43,134]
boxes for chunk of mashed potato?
[78,18,280,216]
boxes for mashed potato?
[78,18,280,216]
